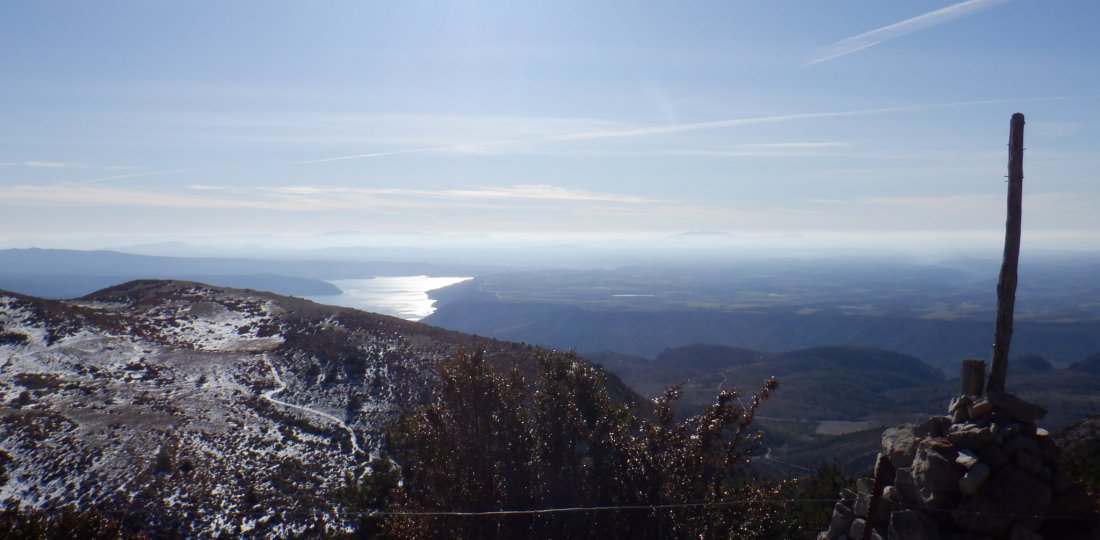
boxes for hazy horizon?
[4,1,1099,253]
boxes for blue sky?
[2,0,1099,252]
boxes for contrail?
[806,0,1011,66]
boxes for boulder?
[946,423,999,450]
[911,438,962,493]
[882,425,921,469]
[1015,450,1042,476]
[849,518,866,539]
[1002,434,1040,457]
[958,462,990,495]
[892,468,922,505]
[976,444,1010,471]
[987,391,1047,423]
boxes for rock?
[954,465,1051,536]
[840,488,858,504]
[849,518,882,540]
[881,485,897,502]
[958,462,991,495]
[911,438,962,493]
[1003,434,1040,457]
[854,493,870,519]
[967,398,994,419]
[1016,450,1042,476]
[893,468,922,505]
[950,396,972,423]
[849,518,866,539]
[827,501,855,540]
[955,449,979,469]
[1009,523,1044,540]
[1038,465,1053,483]
[917,416,952,438]
[856,477,875,495]
[987,391,1047,422]
[976,444,1010,471]
[882,425,921,469]
[946,423,999,450]
[917,487,959,512]
[887,509,940,540]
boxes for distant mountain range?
[588,343,1100,474]
[424,299,1100,372]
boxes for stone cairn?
[817,359,1099,540]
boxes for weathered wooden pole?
[988,113,1025,394]
[960,358,986,396]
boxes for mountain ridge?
[0,279,641,536]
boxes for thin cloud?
[294,110,889,165]
[292,139,520,164]
[549,111,873,140]
[438,184,656,204]
[0,183,657,211]
[70,95,1095,184]
[2,185,294,210]
[270,184,659,205]
[807,192,1071,210]
[298,97,1060,164]
[78,166,219,185]
[735,142,849,149]
[25,161,88,169]
[806,0,1011,66]
[22,160,135,170]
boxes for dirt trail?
[261,354,362,455]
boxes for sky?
[2,0,1099,254]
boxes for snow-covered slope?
[0,280,541,536]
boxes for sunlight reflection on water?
[305,276,471,320]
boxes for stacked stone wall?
[819,391,1098,540]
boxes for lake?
[305,276,472,320]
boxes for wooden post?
[988,113,1025,394]
[862,453,895,540]
[960,359,986,396]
